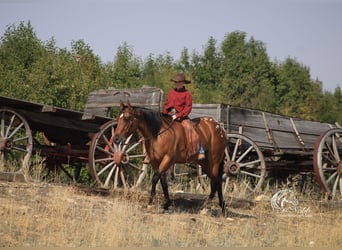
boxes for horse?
[113,101,227,213]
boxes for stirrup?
[198,153,205,160]
[198,146,205,160]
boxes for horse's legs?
[216,178,225,213]
[159,172,171,210]
[148,171,171,210]
[149,172,160,205]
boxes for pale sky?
[0,0,341,92]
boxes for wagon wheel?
[223,133,266,196]
[313,128,342,198]
[88,119,147,190]
[0,108,33,178]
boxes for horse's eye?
[120,113,130,122]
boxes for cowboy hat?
[170,73,191,84]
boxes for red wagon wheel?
[313,128,342,198]
[88,119,147,190]
[0,108,33,178]
[223,133,266,196]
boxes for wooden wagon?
[190,104,342,198]
[0,86,162,188]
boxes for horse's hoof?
[162,209,173,214]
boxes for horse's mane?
[134,106,171,138]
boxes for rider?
[162,73,205,160]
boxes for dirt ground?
[1,180,342,247]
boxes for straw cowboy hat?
[170,73,191,84]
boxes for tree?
[275,57,312,117]
[109,42,142,88]
[0,21,45,100]
[220,31,276,110]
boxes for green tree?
[221,31,276,110]
[275,57,313,117]
[0,21,45,100]
[108,42,142,88]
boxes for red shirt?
[162,87,192,119]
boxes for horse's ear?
[119,100,124,110]
[127,100,132,109]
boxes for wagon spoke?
[127,154,145,159]
[1,112,5,137]
[121,134,133,151]
[236,145,253,163]
[120,169,127,189]
[332,173,340,197]
[8,122,24,139]
[5,114,15,137]
[239,159,261,168]
[331,134,341,162]
[100,134,115,153]
[125,141,142,154]
[240,170,263,179]
[231,138,241,161]
[224,146,231,161]
[97,161,115,177]
[326,172,338,186]
[0,153,4,171]
[104,164,117,188]
[95,145,113,156]
[94,157,113,163]
[126,162,144,171]
[113,166,119,189]
[11,146,29,153]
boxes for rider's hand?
[172,115,177,120]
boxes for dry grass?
[0,180,342,247]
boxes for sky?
[0,0,341,92]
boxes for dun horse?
[113,101,227,212]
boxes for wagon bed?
[191,104,336,153]
[191,104,342,197]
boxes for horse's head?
[113,101,139,145]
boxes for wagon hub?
[224,161,240,176]
[0,137,12,152]
[337,161,342,177]
[113,151,129,165]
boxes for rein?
[136,118,175,144]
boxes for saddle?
[181,118,201,161]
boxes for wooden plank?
[83,87,163,119]
[191,103,336,151]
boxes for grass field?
[0,179,341,247]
